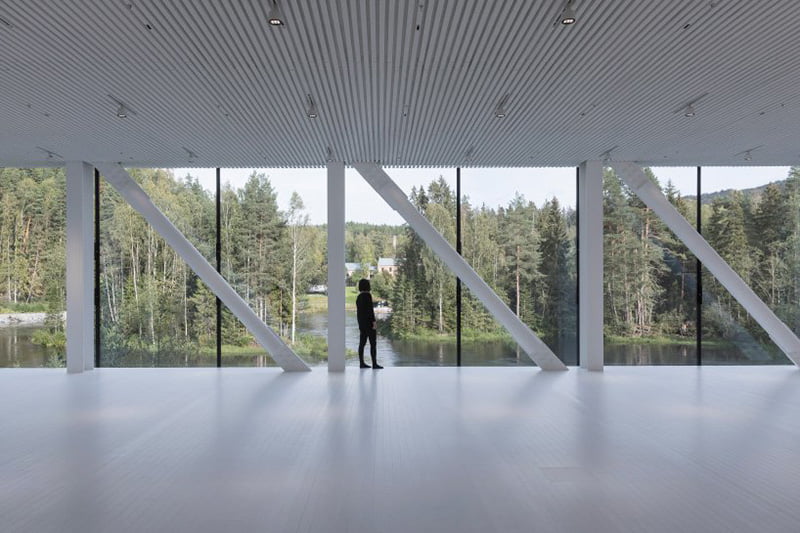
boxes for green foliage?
[7,164,800,367]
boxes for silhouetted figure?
[356,278,382,369]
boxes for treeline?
[0,168,65,312]
[2,166,800,365]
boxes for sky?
[171,166,793,226]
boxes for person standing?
[356,278,383,369]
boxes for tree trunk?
[291,238,297,344]
[515,244,521,316]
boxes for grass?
[304,294,328,313]
[0,302,49,313]
[390,328,511,343]
[604,334,698,346]
[301,288,360,313]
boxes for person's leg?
[358,330,370,368]
[369,330,382,369]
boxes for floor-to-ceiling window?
[98,168,217,367]
[699,166,795,364]
[219,168,328,367]
[84,163,800,368]
[461,167,577,366]
[0,168,66,368]
[346,167,458,366]
[603,166,700,364]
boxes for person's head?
[358,278,371,292]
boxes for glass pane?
[700,166,795,364]
[219,168,328,367]
[346,168,457,366]
[603,167,699,365]
[461,168,577,366]
[0,168,66,368]
[99,168,217,367]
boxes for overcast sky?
[171,166,793,226]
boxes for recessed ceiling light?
[560,1,576,25]
[306,94,318,119]
[267,0,285,26]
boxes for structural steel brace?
[95,163,310,371]
[354,163,567,370]
[613,161,800,366]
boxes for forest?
[1,166,798,366]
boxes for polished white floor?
[2,366,800,533]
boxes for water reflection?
[0,326,57,367]
[2,312,792,367]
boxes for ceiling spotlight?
[683,104,695,117]
[108,95,136,119]
[36,146,63,160]
[306,94,318,119]
[744,151,752,161]
[267,0,285,26]
[600,146,617,163]
[561,1,576,25]
[495,94,509,118]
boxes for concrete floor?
[2,366,800,532]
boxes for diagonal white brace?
[353,163,567,370]
[613,161,800,366]
[95,163,310,371]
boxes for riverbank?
[0,312,65,327]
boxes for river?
[0,311,785,367]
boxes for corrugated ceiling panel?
[1,0,799,167]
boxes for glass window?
[603,167,699,365]
[462,168,577,366]
[699,166,794,364]
[346,167,457,366]
[98,168,217,367]
[0,168,66,368]
[219,168,328,367]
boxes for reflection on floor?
[2,366,800,533]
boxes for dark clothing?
[359,328,377,359]
[356,291,378,365]
[356,292,376,331]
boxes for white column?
[65,162,94,373]
[613,161,800,366]
[95,163,310,371]
[578,161,604,371]
[327,161,346,371]
[353,162,567,371]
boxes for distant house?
[377,257,398,277]
[345,262,375,279]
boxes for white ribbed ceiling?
[1,0,800,167]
